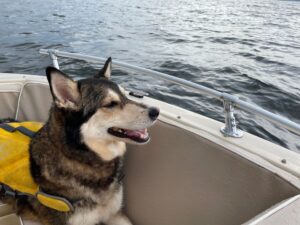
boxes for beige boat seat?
[0,83,21,119]
[15,82,52,122]
[0,214,22,225]
[1,195,300,225]
[244,194,300,225]
[0,80,51,122]
[0,203,21,225]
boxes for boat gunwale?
[38,48,300,137]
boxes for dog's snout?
[148,107,160,120]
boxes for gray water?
[0,0,299,151]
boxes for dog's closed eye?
[103,101,119,108]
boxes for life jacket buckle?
[0,184,16,198]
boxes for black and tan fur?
[2,58,159,225]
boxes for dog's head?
[46,58,159,160]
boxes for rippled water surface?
[0,0,299,151]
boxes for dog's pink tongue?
[125,129,148,139]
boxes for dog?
[4,57,159,225]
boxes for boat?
[0,49,300,225]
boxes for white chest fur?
[68,187,123,225]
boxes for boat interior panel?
[0,76,299,225]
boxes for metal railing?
[39,49,300,137]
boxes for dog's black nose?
[148,107,160,120]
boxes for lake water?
[0,0,299,151]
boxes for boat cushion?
[0,81,52,122]
[16,83,52,122]
[0,83,22,119]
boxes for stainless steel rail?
[39,49,300,137]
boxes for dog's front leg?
[106,212,132,225]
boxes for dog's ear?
[46,67,80,109]
[95,57,112,79]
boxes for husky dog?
[17,58,159,225]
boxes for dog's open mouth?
[108,127,149,143]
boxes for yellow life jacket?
[0,122,73,212]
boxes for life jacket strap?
[0,183,16,198]
[36,190,74,212]
[0,123,36,138]
[0,183,74,212]
[0,183,28,198]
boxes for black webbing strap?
[0,183,15,197]
[0,123,36,138]
[0,183,30,198]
